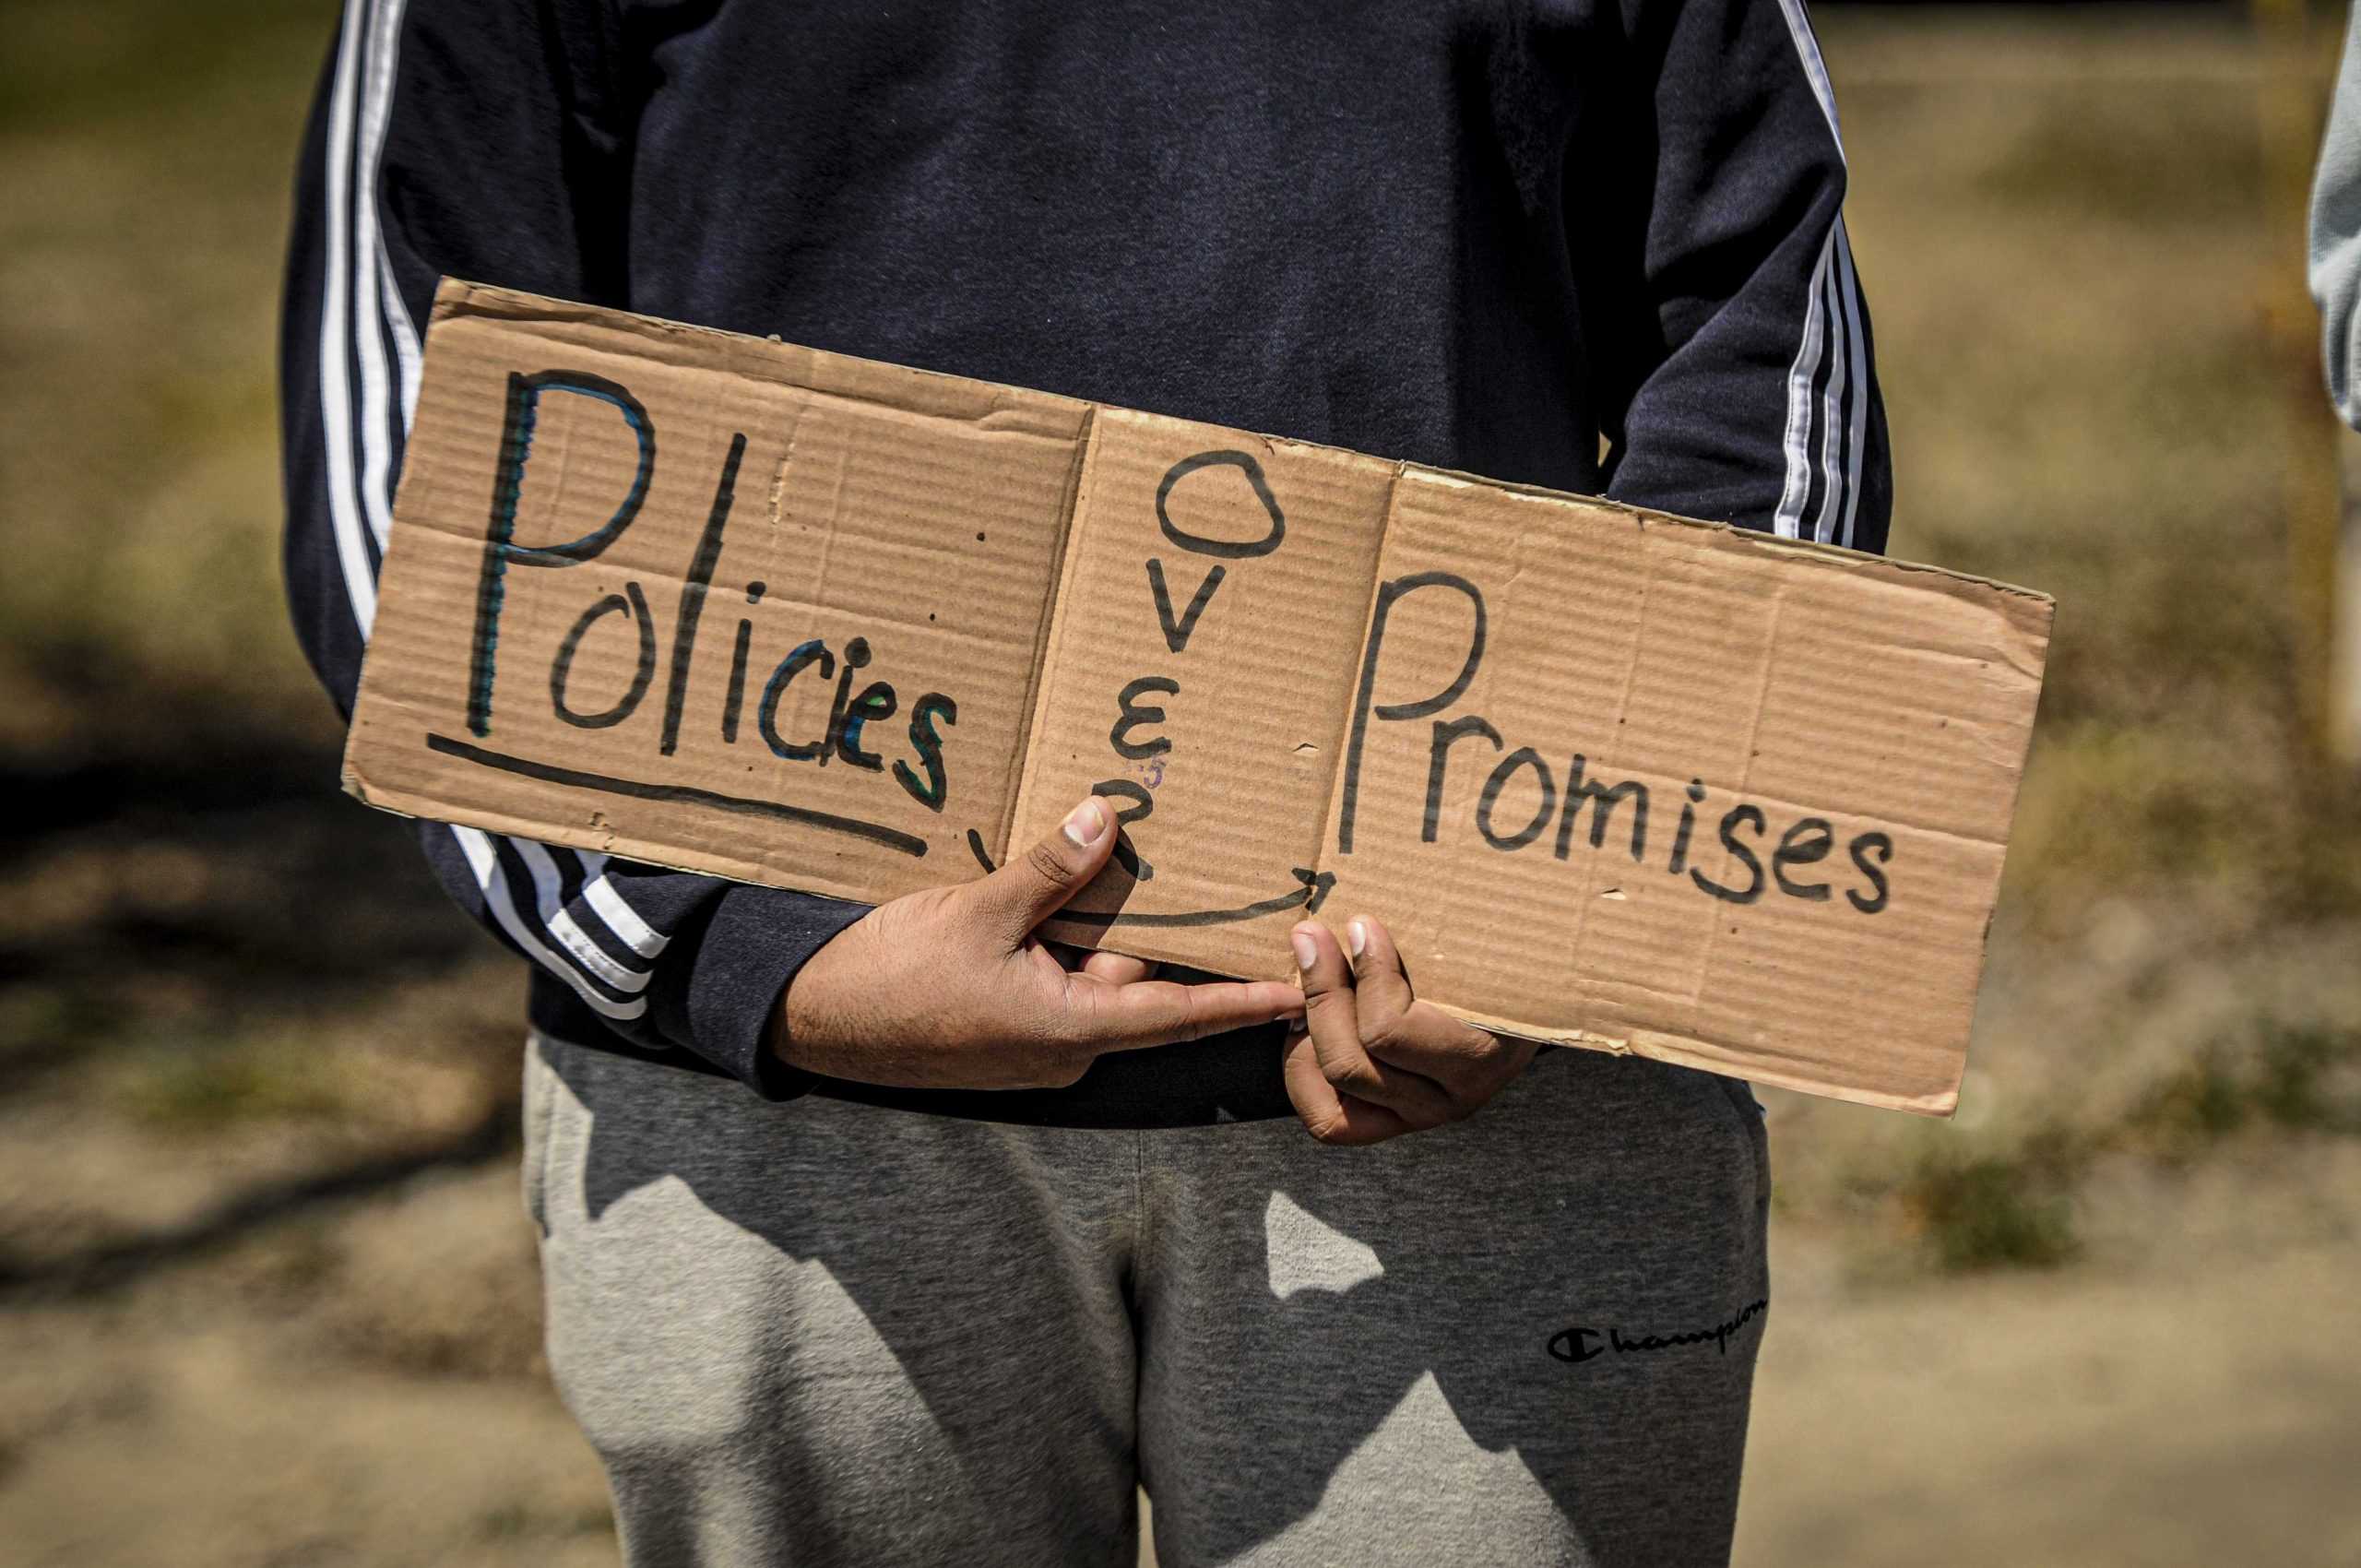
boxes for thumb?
[964,795,1120,945]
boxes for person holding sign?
[282,1,1888,1562]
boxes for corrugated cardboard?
[346,280,2054,1115]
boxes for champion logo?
[1548,1300,1768,1365]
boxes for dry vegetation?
[0,4,2355,1565]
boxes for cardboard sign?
[346,280,2054,1115]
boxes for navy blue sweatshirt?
[282,0,1890,1126]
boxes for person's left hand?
[1284,915,1537,1145]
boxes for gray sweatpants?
[521,1031,1771,1567]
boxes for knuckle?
[1024,840,1079,889]
[1305,992,1358,1033]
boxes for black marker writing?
[1846,832,1892,913]
[759,639,833,763]
[1340,570,1488,855]
[1559,757,1649,865]
[1156,449,1285,559]
[1093,778,1157,881]
[1110,675,1180,761]
[470,370,654,737]
[550,582,656,730]
[1773,816,1834,901]
[462,370,965,826]
[1668,778,1705,875]
[425,733,928,857]
[658,432,743,755]
[1476,746,1557,851]
[1691,805,1767,905]
[894,694,957,811]
[1423,716,1501,844]
[1337,566,1892,912]
[1147,558,1225,652]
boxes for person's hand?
[1283,915,1537,1145]
[1048,945,1158,986]
[773,796,1303,1089]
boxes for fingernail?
[1347,918,1367,957]
[1290,930,1319,971]
[1062,798,1107,846]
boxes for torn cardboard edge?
[344,279,2056,1118]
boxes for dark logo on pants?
[1548,1299,1767,1364]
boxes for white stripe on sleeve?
[350,0,412,556]
[376,223,422,431]
[453,829,648,1020]
[1772,229,1834,540]
[577,854,673,958]
[1772,0,1867,546]
[1774,0,1843,148]
[1810,257,1851,544]
[515,842,657,993]
[1834,223,1870,548]
[315,0,377,634]
[322,0,667,1003]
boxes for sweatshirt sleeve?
[1596,0,1892,555]
[2310,6,2361,431]
[279,0,867,1097]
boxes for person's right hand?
[770,795,1304,1089]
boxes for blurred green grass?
[0,0,336,754]
[0,0,501,1156]
[1724,14,2361,1273]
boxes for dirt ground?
[1742,1144,2361,1567]
[4,5,2359,1565]
[4,1138,2356,1566]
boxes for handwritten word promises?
[1336,573,1892,914]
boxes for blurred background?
[3,3,2358,1564]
